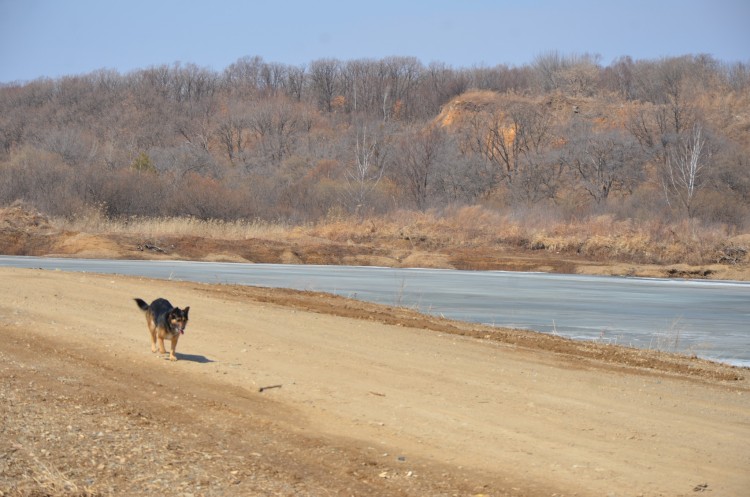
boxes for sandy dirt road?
[1,267,749,496]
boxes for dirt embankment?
[1,202,748,280]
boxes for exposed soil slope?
[0,202,748,281]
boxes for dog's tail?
[134,298,149,311]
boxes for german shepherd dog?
[134,298,190,361]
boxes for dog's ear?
[183,306,190,317]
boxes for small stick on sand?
[259,384,282,393]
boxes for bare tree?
[531,51,601,95]
[285,64,307,101]
[37,126,98,166]
[310,59,341,112]
[418,61,468,117]
[340,59,370,114]
[169,63,219,103]
[560,122,644,203]
[174,97,216,153]
[245,96,305,167]
[602,56,636,100]
[223,55,265,98]
[474,98,560,203]
[216,111,246,164]
[380,56,422,121]
[394,125,447,210]
[560,55,601,97]
[258,62,288,95]
[449,96,559,204]
[509,152,564,204]
[344,121,388,214]
[532,51,566,93]
[661,123,712,217]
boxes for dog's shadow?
[175,353,214,363]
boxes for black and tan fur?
[134,298,190,361]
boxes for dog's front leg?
[169,336,179,361]
[157,336,167,355]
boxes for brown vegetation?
[1,202,748,280]
[1,54,748,231]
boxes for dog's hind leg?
[145,314,158,353]
[148,325,158,353]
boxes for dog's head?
[168,306,190,334]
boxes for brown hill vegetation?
[0,53,749,273]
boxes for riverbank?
[3,255,748,368]
[2,202,748,281]
[1,267,749,496]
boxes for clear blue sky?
[1,0,748,83]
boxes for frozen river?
[1,256,748,367]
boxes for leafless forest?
[1,53,748,230]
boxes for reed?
[55,209,289,240]
[50,204,741,266]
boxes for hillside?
[1,54,748,230]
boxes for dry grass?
[54,209,290,240]
[340,208,741,266]
[46,204,747,267]
[21,458,92,497]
